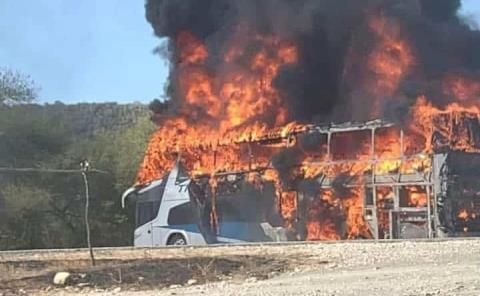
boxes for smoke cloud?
[146,0,479,123]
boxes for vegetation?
[0,73,156,250]
[0,69,37,105]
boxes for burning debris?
[135,0,480,240]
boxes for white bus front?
[122,163,207,246]
[122,162,288,246]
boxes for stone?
[53,272,71,286]
[246,277,257,283]
[169,284,181,289]
[112,287,122,293]
[217,281,227,288]
[327,263,338,269]
[187,279,198,286]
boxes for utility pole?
[80,160,95,267]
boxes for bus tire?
[167,234,187,246]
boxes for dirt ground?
[1,239,479,296]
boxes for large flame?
[367,16,415,98]
[137,29,299,183]
[136,15,480,241]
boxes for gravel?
[3,239,480,296]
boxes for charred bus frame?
[203,117,480,240]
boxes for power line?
[0,167,108,174]
[0,162,102,263]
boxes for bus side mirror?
[121,188,137,208]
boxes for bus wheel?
[167,234,187,246]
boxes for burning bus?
[122,1,480,245]
[122,162,285,246]
[123,111,480,246]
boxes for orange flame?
[406,186,428,207]
[443,74,480,102]
[136,17,480,241]
[368,16,415,97]
[458,209,469,221]
[136,29,299,184]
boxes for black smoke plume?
[146,0,479,123]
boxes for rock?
[77,283,91,288]
[327,263,338,269]
[112,287,122,293]
[246,277,257,283]
[217,281,227,288]
[187,279,198,286]
[53,272,72,286]
[169,284,181,289]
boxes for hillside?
[0,102,156,250]
[1,102,150,139]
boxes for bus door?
[134,178,166,247]
[135,200,158,246]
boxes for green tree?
[0,69,37,105]
[0,110,71,167]
[53,116,156,247]
[0,110,74,249]
[1,184,55,249]
[0,101,155,250]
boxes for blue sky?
[0,0,167,103]
[0,0,479,104]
